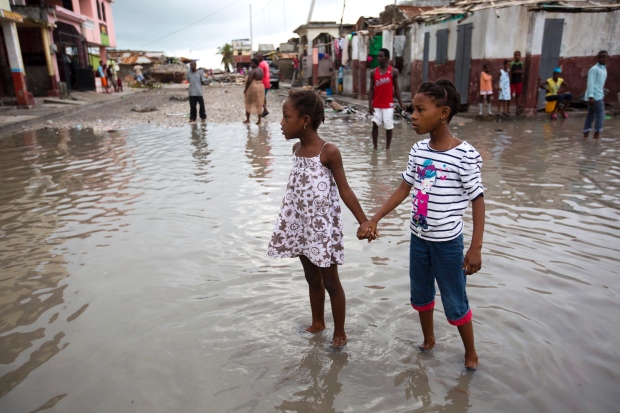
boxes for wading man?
[368,48,404,150]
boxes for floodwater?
[0,114,619,413]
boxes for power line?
[138,0,243,48]
[252,0,276,18]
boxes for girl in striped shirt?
[358,79,485,370]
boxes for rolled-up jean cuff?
[448,308,472,326]
[412,300,435,312]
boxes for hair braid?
[417,78,461,123]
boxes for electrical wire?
[252,0,276,18]
[138,0,243,48]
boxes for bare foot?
[331,333,347,348]
[256,121,261,125]
[243,120,250,124]
[464,351,479,370]
[305,323,325,333]
[418,337,435,351]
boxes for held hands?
[463,246,482,275]
[368,106,375,116]
[357,220,379,243]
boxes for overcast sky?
[111,0,393,69]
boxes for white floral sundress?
[267,142,344,267]
[499,69,511,101]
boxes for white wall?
[555,10,620,56]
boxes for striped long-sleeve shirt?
[584,63,607,101]
[401,139,483,241]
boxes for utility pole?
[307,0,315,24]
[249,4,253,53]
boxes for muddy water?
[0,116,618,413]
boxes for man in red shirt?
[368,48,404,150]
[256,53,271,116]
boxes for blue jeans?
[582,99,605,133]
[409,233,472,326]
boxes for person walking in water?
[267,90,369,348]
[243,58,265,125]
[583,50,608,139]
[368,48,404,150]
[186,61,206,123]
[358,79,485,370]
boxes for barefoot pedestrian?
[358,79,485,370]
[267,90,369,347]
[243,58,265,125]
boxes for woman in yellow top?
[479,64,493,116]
[540,68,573,120]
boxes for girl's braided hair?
[417,78,461,123]
[288,90,325,130]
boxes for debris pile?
[149,64,188,83]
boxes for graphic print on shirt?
[412,159,447,230]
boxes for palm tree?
[217,43,234,72]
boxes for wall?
[410,7,620,108]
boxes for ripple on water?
[0,118,619,412]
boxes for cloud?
[111,0,390,68]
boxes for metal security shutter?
[454,23,473,104]
[537,19,564,109]
[423,32,430,82]
[435,29,449,65]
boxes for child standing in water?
[358,79,485,369]
[268,90,369,347]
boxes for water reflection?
[0,127,134,399]
[245,124,273,181]
[0,118,618,412]
[394,361,474,413]
[276,337,349,412]
[189,123,212,184]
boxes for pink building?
[0,0,116,105]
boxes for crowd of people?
[96,61,123,94]
[473,49,609,137]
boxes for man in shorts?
[368,48,404,150]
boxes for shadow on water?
[0,116,618,412]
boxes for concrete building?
[232,38,251,72]
[294,22,353,87]
[0,0,34,105]
[1,0,117,102]
[370,0,619,110]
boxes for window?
[96,1,101,20]
[435,29,449,65]
[62,0,74,11]
[101,2,106,22]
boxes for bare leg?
[256,114,262,125]
[243,112,250,124]
[418,309,435,350]
[372,123,379,150]
[386,129,393,149]
[457,320,478,369]
[319,264,347,347]
[299,256,326,333]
